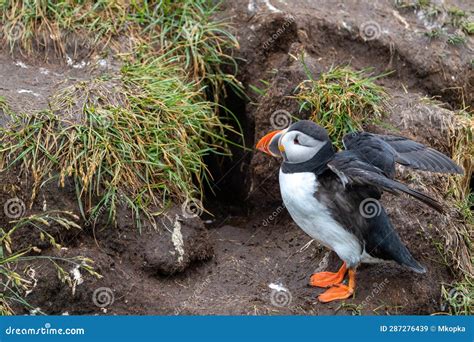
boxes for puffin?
[256,120,463,303]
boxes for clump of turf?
[0,211,99,315]
[295,64,389,148]
[0,55,236,228]
[0,0,243,229]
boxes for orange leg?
[309,262,347,288]
[318,269,356,303]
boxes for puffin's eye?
[294,137,300,145]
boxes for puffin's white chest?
[279,169,363,266]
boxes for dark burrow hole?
[202,85,253,216]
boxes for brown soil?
[1,0,472,315]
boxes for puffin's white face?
[256,120,331,164]
[279,130,327,164]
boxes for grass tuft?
[1,0,138,54]
[446,110,473,214]
[295,64,389,148]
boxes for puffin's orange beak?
[256,130,282,155]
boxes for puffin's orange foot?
[310,272,345,288]
[309,262,347,288]
[318,284,354,303]
[317,269,356,303]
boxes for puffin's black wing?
[343,132,463,178]
[341,132,398,178]
[343,132,463,175]
[327,151,444,213]
[378,134,463,174]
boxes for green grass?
[249,79,271,98]
[462,21,474,35]
[0,55,236,228]
[394,0,432,10]
[0,96,12,115]
[447,7,473,35]
[1,211,99,315]
[425,28,443,39]
[441,280,474,315]
[448,7,467,25]
[0,0,241,101]
[454,193,473,225]
[1,0,143,53]
[394,2,473,37]
[156,1,242,102]
[295,63,389,148]
[447,34,466,45]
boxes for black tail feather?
[366,208,427,274]
[400,186,445,214]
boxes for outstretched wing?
[377,134,463,174]
[327,151,444,213]
[343,132,463,175]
